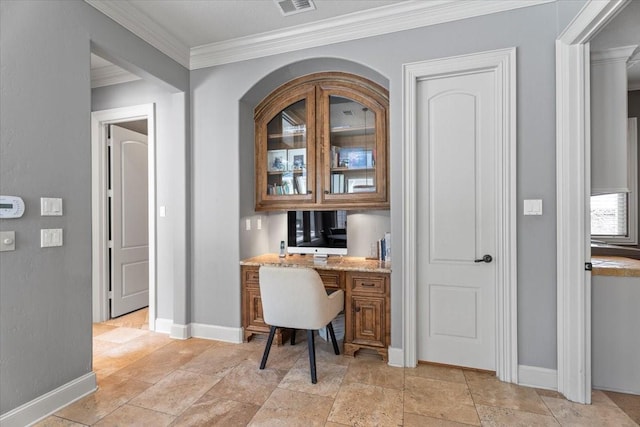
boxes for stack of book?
[377,232,391,263]
[267,175,307,195]
[331,173,345,193]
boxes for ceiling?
[88,0,640,90]
[89,0,400,88]
[87,0,554,72]
[118,0,400,48]
[591,0,640,90]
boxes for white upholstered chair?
[258,265,344,383]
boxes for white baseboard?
[170,323,191,340]
[387,346,404,367]
[0,372,96,427]
[518,365,558,390]
[591,384,640,395]
[191,323,243,344]
[154,318,173,334]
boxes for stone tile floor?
[35,309,639,426]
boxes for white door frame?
[91,104,156,330]
[555,0,629,404]
[402,47,518,382]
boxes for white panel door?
[417,70,497,370]
[110,125,149,318]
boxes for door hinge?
[107,240,113,248]
[108,291,113,299]
[585,262,593,271]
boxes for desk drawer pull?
[362,283,376,287]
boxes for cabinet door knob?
[354,306,361,313]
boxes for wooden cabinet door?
[255,83,316,211]
[317,81,389,208]
[351,295,385,347]
[246,286,267,331]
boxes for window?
[590,118,638,244]
[591,193,629,236]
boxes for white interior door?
[110,125,149,318]
[416,70,498,370]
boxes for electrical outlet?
[245,219,251,231]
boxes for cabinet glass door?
[328,96,376,195]
[265,99,308,197]
[323,91,386,205]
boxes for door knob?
[474,255,493,263]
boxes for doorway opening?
[555,0,630,404]
[91,104,157,330]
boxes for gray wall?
[191,1,586,369]
[0,0,590,417]
[0,0,188,415]
[92,79,188,320]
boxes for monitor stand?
[313,253,328,265]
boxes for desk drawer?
[319,270,344,290]
[350,274,386,294]
[243,267,260,285]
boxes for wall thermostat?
[0,195,26,218]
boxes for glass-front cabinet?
[255,84,316,209]
[254,73,388,211]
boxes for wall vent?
[274,0,316,16]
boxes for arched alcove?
[238,58,390,260]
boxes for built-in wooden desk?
[240,254,391,360]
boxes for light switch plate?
[524,199,543,216]
[0,231,16,252]
[41,197,63,216]
[41,228,63,247]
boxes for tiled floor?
[36,308,639,426]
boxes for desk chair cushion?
[259,266,344,330]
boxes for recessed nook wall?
[238,59,391,261]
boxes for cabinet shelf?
[267,169,306,175]
[268,131,306,139]
[330,167,375,173]
[330,126,375,135]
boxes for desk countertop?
[240,253,391,273]
[591,256,640,278]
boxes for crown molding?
[190,0,553,69]
[85,0,190,68]
[87,0,553,71]
[91,64,142,88]
[591,45,638,63]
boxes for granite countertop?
[591,256,640,278]
[240,253,391,273]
